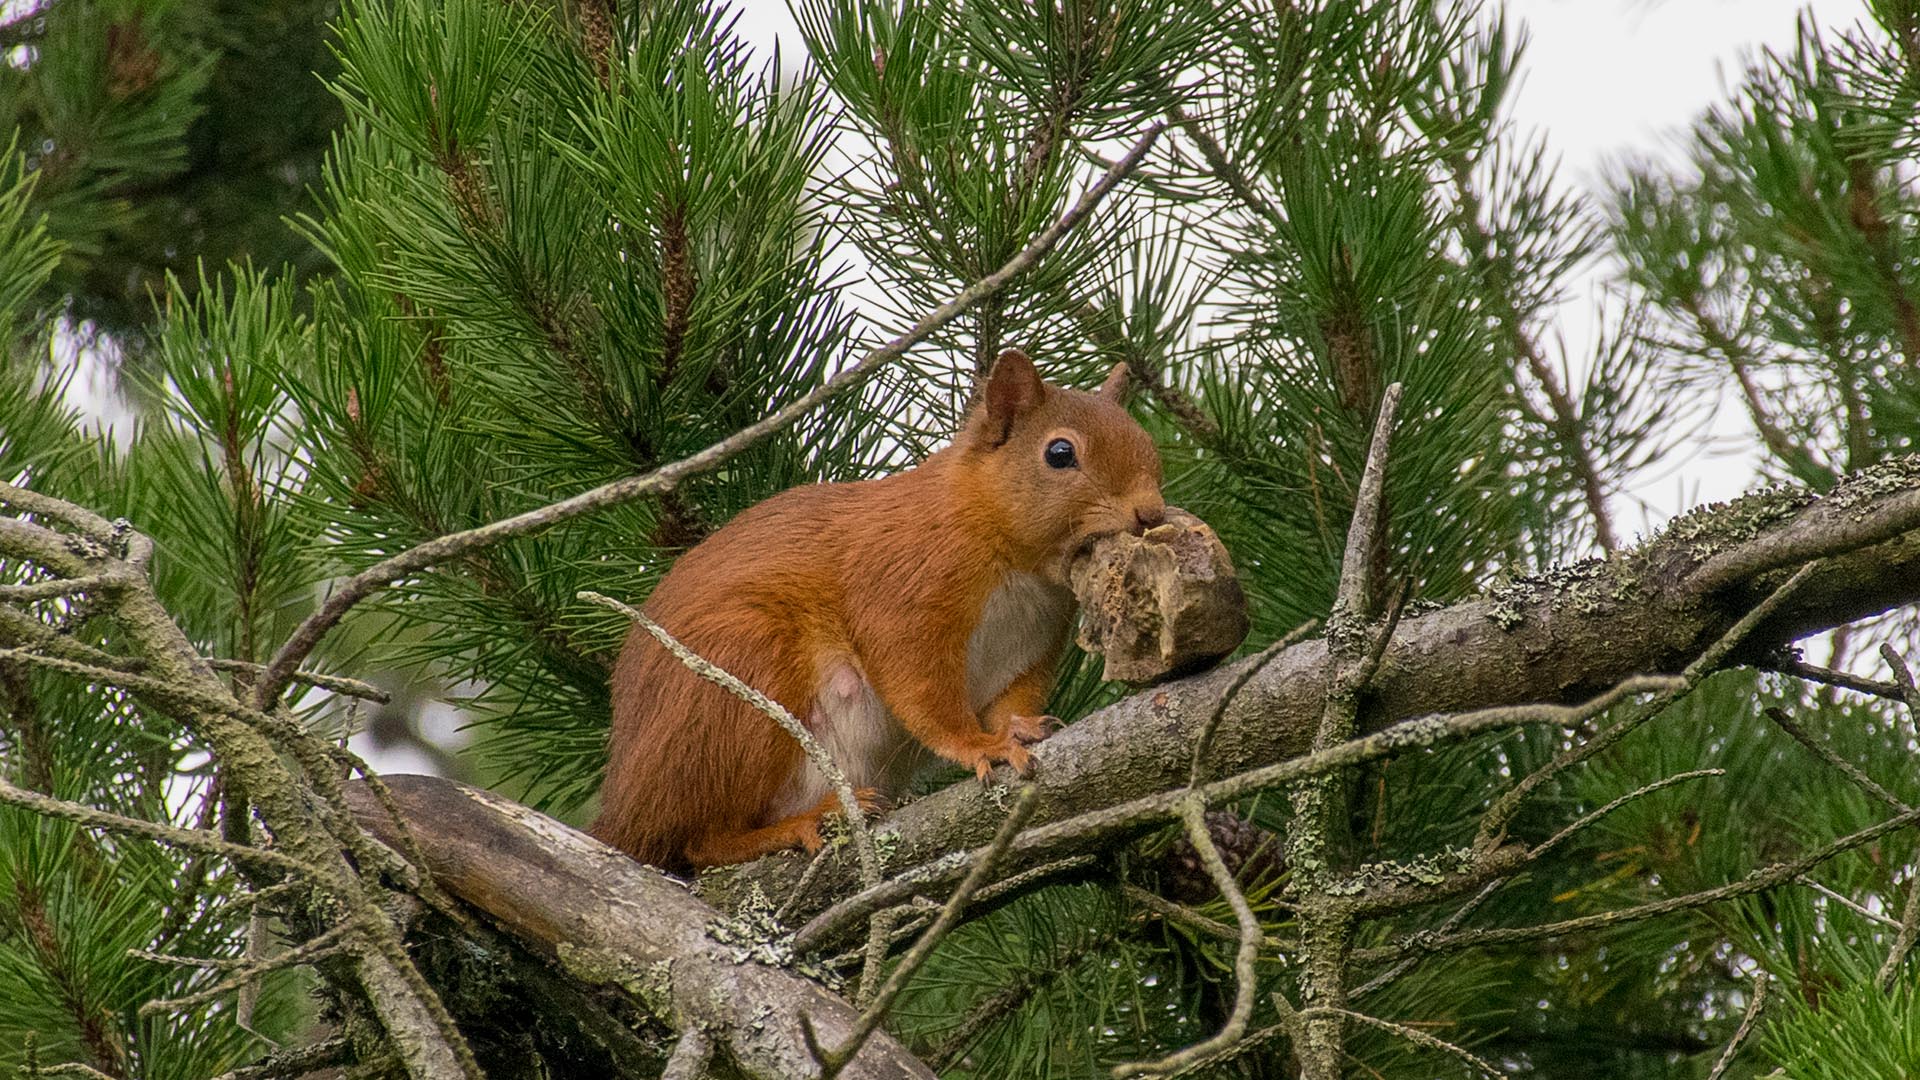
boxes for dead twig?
[1110,797,1264,1078]
[794,677,1680,954]
[804,786,1042,1080]
[1478,560,1824,850]
[1705,971,1769,1080]
[1360,803,1920,962]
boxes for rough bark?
[702,457,1920,927]
[345,777,936,1080]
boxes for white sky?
[1506,0,1868,534]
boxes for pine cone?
[1161,810,1285,905]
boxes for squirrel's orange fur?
[590,350,1165,872]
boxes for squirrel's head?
[957,348,1165,582]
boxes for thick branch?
[344,777,935,1080]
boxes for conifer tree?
[1,1,1918,1078]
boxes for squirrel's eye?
[1044,438,1078,470]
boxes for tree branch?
[706,455,1920,931]
[343,776,936,1080]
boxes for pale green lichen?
[1662,484,1812,557]
[871,826,900,869]
[1376,715,1449,751]
[1483,556,1622,630]
[556,942,673,1016]
[1481,478,1827,632]
[704,884,847,991]
[1825,456,1920,515]
[1323,846,1476,897]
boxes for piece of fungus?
[1068,507,1250,684]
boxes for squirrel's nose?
[1132,504,1166,535]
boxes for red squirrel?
[590,349,1165,872]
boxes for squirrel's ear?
[981,348,1046,447]
[1096,362,1132,405]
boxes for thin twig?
[794,677,1681,954]
[0,575,114,602]
[138,921,357,1016]
[1350,881,1502,1000]
[1800,876,1903,929]
[1875,646,1920,991]
[1360,803,1920,962]
[0,774,309,875]
[1764,654,1912,704]
[1705,971,1769,1080]
[1111,798,1263,1078]
[204,658,390,703]
[805,786,1043,1080]
[581,591,882,898]
[1531,770,1728,859]
[1763,707,1909,813]
[776,844,839,925]
[1189,619,1317,788]
[1877,871,1920,992]
[206,1036,353,1080]
[1312,1006,1500,1077]
[0,480,118,541]
[253,125,1166,711]
[1120,883,1292,952]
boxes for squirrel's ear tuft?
[1096,362,1132,405]
[981,348,1046,447]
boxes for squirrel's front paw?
[963,733,1034,783]
[1005,713,1058,745]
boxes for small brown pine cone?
[1160,810,1284,905]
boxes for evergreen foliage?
[1,0,1918,1077]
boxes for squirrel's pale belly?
[766,571,1073,821]
[965,571,1074,711]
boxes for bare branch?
[138,921,358,1016]
[0,480,118,542]
[793,677,1680,954]
[1877,871,1920,992]
[1188,620,1314,788]
[1800,876,1903,929]
[1763,706,1909,813]
[1705,971,1769,1080]
[1763,653,1912,704]
[0,773,309,876]
[1478,560,1823,849]
[720,457,1920,929]
[808,786,1042,1080]
[1360,803,1920,962]
[1314,1007,1500,1078]
[1119,883,1292,952]
[1531,770,1728,859]
[1110,798,1263,1078]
